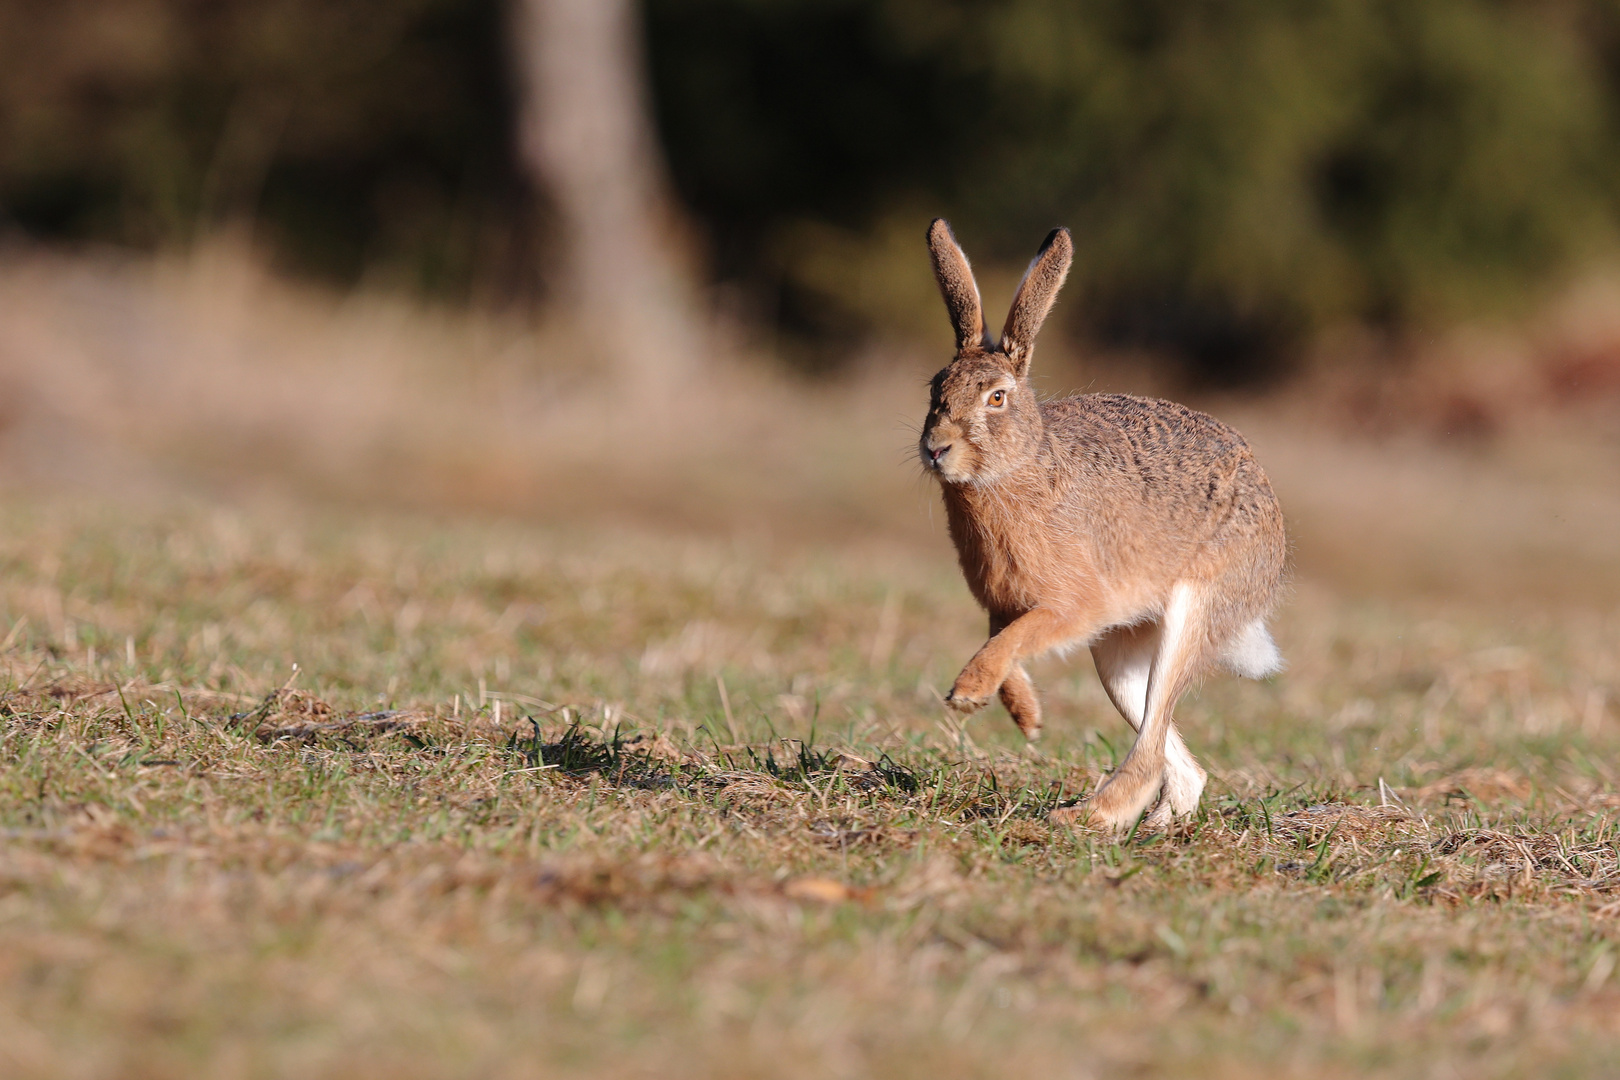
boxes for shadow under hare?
[919,219,1287,832]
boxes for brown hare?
[919,219,1287,831]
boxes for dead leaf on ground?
[781,876,871,904]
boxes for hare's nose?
[929,444,951,466]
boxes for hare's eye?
[987,389,1007,408]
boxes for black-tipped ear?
[999,227,1073,376]
[927,218,986,352]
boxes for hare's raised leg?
[1091,622,1207,823]
[945,606,1100,713]
[998,663,1042,739]
[983,613,1042,739]
[1056,583,1208,832]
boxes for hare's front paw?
[945,665,998,713]
[943,685,991,713]
[939,654,997,712]
[998,670,1042,740]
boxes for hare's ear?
[927,218,988,351]
[999,227,1073,376]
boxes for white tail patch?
[1220,618,1283,679]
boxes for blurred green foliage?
[5,0,1620,378]
[649,0,1620,378]
[0,0,531,298]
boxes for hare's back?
[1045,393,1285,621]
[1043,393,1278,528]
[1044,393,1252,471]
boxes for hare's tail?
[1219,618,1283,680]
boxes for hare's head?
[919,219,1073,485]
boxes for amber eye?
[987,389,1007,408]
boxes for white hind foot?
[1049,781,1161,833]
[1089,618,1210,823]
[1145,750,1207,830]
[1051,734,1206,832]
[1144,797,1175,831]
[1162,736,1207,817]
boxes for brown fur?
[919,219,1287,831]
[927,219,989,351]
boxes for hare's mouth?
[923,442,980,483]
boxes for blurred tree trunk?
[513,0,702,389]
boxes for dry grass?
[0,496,1618,1079]
[1,245,1619,1076]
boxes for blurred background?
[2,0,1620,601]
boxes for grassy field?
[1,244,1618,1077]
[1,491,1618,1079]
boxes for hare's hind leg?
[1060,584,1210,832]
[1090,623,1207,824]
